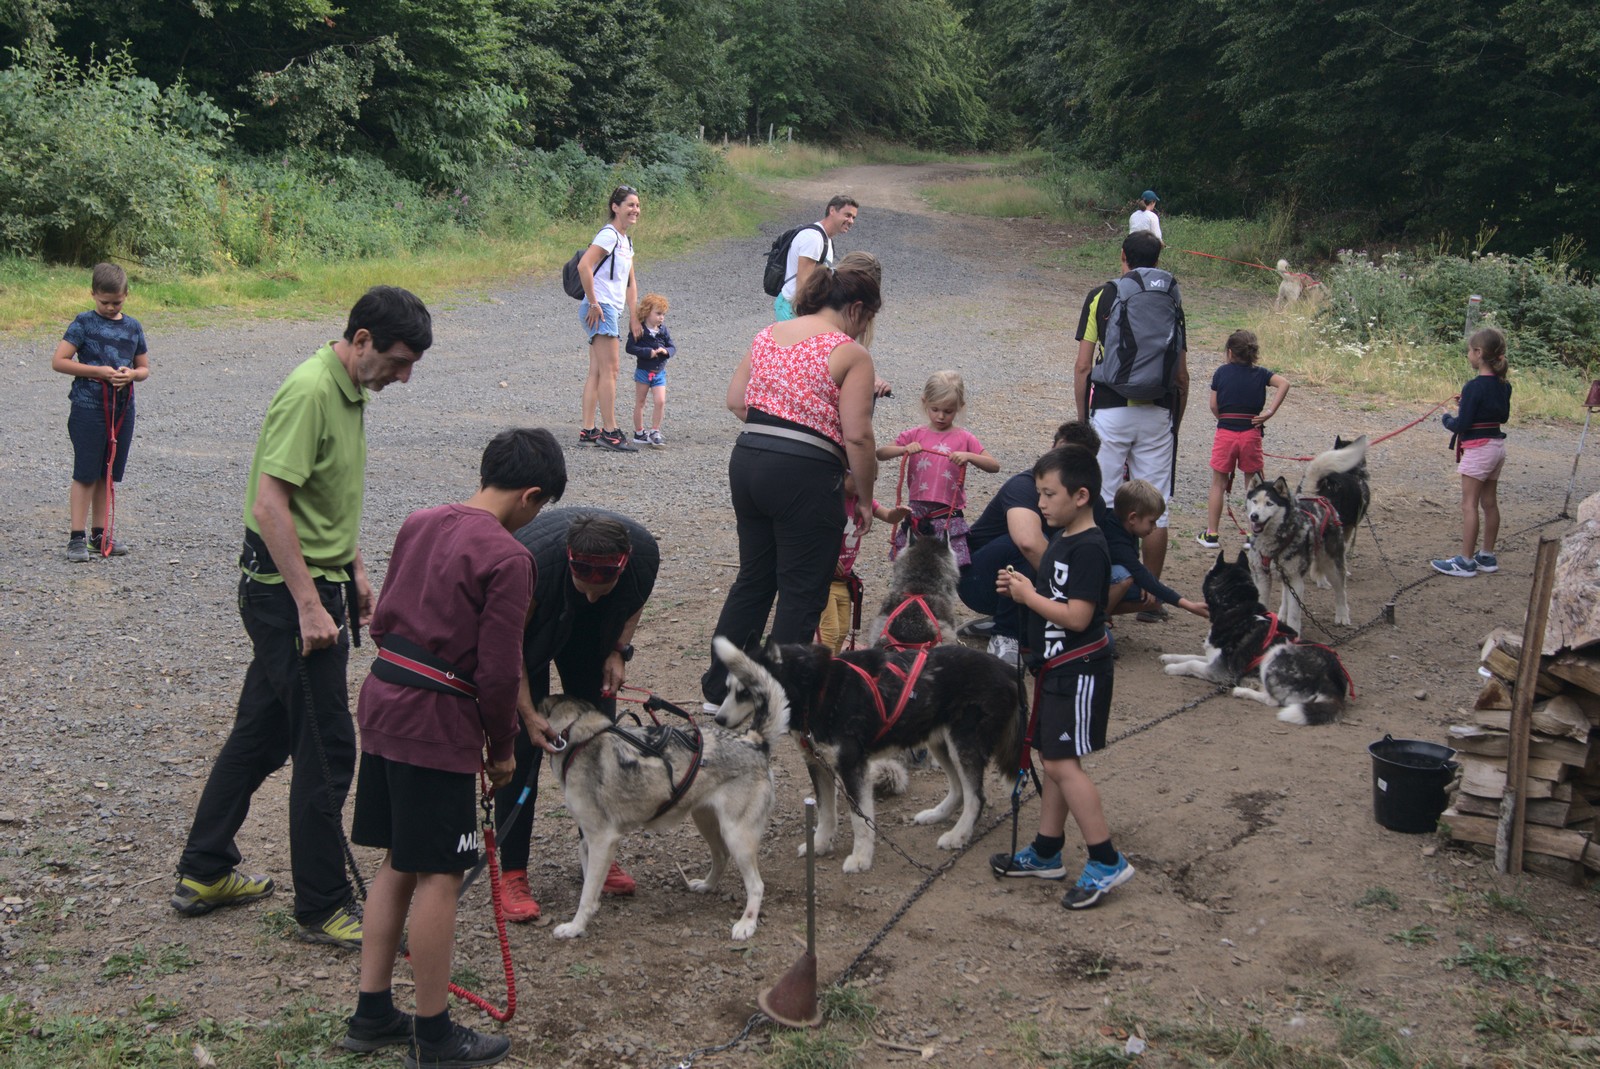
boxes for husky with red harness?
[1245,446,1354,633]
[1162,551,1352,726]
[711,637,1019,875]
[868,516,962,652]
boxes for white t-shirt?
[780,223,835,301]
[589,225,634,309]
[1129,209,1163,241]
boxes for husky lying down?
[542,693,782,940]
[712,636,1019,873]
[1161,551,1350,725]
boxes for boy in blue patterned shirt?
[50,263,150,562]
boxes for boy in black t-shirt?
[989,446,1134,909]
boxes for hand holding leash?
[485,754,515,789]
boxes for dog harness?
[1451,421,1504,460]
[823,649,931,745]
[558,712,704,821]
[1242,612,1356,697]
[879,594,943,651]
[1256,494,1342,570]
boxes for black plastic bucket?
[1369,735,1458,833]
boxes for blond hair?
[922,370,966,411]
[1113,479,1166,520]
[637,292,669,319]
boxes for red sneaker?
[500,869,540,922]
[602,861,636,896]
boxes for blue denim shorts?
[579,299,622,341]
[1109,563,1143,604]
[634,367,666,387]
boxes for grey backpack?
[1091,268,1184,401]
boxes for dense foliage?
[965,0,1599,266]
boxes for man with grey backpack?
[1072,231,1189,592]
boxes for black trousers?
[958,535,1031,640]
[177,577,354,924]
[702,440,845,700]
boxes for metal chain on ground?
[668,1013,769,1069]
[834,782,939,875]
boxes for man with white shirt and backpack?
[764,195,859,320]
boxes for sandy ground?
[2,162,1598,1068]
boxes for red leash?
[100,383,132,556]
[1261,398,1454,462]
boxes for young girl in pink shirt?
[878,370,1000,564]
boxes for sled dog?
[1306,434,1371,560]
[1246,442,1361,632]
[869,517,961,652]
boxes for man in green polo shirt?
[172,286,432,949]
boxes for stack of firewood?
[1440,629,1600,883]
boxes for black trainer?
[405,1024,511,1069]
[341,1010,414,1053]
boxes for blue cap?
[1141,190,1160,203]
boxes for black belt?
[239,528,362,646]
[372,634,477,699]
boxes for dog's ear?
[1236,549,1250,567]
[1334,434,1348,450]
[1216,549,1227,567]
[914,517,935,539]
[1273,476,1291,496]
[764,637,784,667]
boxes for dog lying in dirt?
[711,636,1019,873]
[542,693,781,940]
[1161,551,1350,725]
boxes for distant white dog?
[1275,259,1306,309]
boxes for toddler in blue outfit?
[626,293,674,449]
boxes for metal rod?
[1561,406,1594,518]
[804,797,816,957]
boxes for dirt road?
[2,163,1596,1067]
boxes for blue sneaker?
[1474,552,1499,573]
[988,843,1065,879]
[1430,555,1477,578]
[1061,854,1135,909]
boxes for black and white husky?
[542,692,783,940]
[1160,551,1350,725]
[869,518,961,651]
[1309,434,1371,560]
[1246,438,1366,631]
[711,636,1020,873]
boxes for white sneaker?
[986,634,1020,666]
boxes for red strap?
[1244,613,1282,674]
[881,594,941,651]
[840,652,929,744]
[376,647,478,697]
[1023,635,1111,767]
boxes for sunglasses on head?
[568,548,629,584]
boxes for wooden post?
[1499,537,1562,874]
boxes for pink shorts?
[1458,438,1505,481]
[1211,427,1263,475]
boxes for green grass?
[1355,886,1401,911]
[721,138,968,180]
[1390,925,1438,947]
[1445,938,1535,984]
[922,174,1058,218]
[820,984,879,1025]
[764,1028,860,1069]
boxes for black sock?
[1087,839,1118,866]
[91,527,105,542]
[415,1010,452,1045]
[70,529,86,542]
[1031,834,1065,859]
[356,989,395,1020]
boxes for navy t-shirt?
[1211,363,1274,431]
[1025,526,1111,679]
[968,471,1048,553]
[63,310,147,409]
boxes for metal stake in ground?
[1561,380,1600,518]
[758,797,822,1028]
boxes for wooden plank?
[1480,630,1563,694]
[1461,753,1565,783]
[1458,760,1567,800]
[1545,654,1600,694]
[1584,840,1600,872]
[1443,809,1592,861]
[1504,537,1564,875]
[1522,852,1586,886]
[1454,792,1575,826]
[1472,702,1589,739]
[1474,678,1514,711]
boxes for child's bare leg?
[90,478,110,530]
[650,385,666,431]
[633,381,648,434]
[1480,478,1500,553]
[1042,756,1110,845]
[407,872,464,1018]
[1206,468,1229,534]
[1460,475,1484,558]
[357,857,416,1000]
[69,479,95,531]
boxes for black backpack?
[761,223,828,297]
[561,225,620,299]
[1089,268,1184,401]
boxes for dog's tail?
[988,671,1025,774]
[1304,435,1368,485]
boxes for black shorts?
[1034,658,1114,760]
[68,401,135,484]
[351,752,479,873]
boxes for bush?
[1320,250,1600,372]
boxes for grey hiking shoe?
[405,1023,511,1069]
[66,536,90,563]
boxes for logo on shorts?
[1059,732,1072,742]
[456,831,480,854]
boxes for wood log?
[1441,809,1592,860]
[1452,791,1593,827]
[1522,852,1587,886]
[1480,629,1562,695]
[1474,678,1513,711]
[1472,700,1589,740]
[1541,497,1600,655]
[1459,758,1569,800]
[1584,840,1600,872]
[1545,655,1600,702]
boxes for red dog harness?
[833,649,930,744]
[1243,612,1356,697]
[879,594,942,651]
[1258,495,1342,570]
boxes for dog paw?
[1277,705,1309,725]
[911,807,942,825]
[552,922,586,940]
[1335,610,1351,626]
[1316,576,1331,590]
[1231,686,1252,699]
[842,853,873,874]
[936,829,969,850]
[798,839,834,858]
[730,918,758,941]
[687,879,712,894]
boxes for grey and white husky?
[542,692,784,941]
[868,517,961,651]
[1161,551,1350,725]
[1246,438,1366,632]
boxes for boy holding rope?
[51,263,150,562]
[342,428,566,1066]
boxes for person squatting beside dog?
[879,370,999,566]
[1197,329,1290,549]
[496,508,660,921]
[1432,326,1512,578]
[991,446,1135,909]
[702,256,882,704]
[50,262,151,562]
[625,292,674,448]
[171,286,434,949]
[819,471,908,653]
[1105,480,1208,622]
[341,428,566,1068]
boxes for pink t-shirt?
[744,327,849,445]
[895,426,985,509]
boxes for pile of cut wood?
[1440,495,1600,883]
